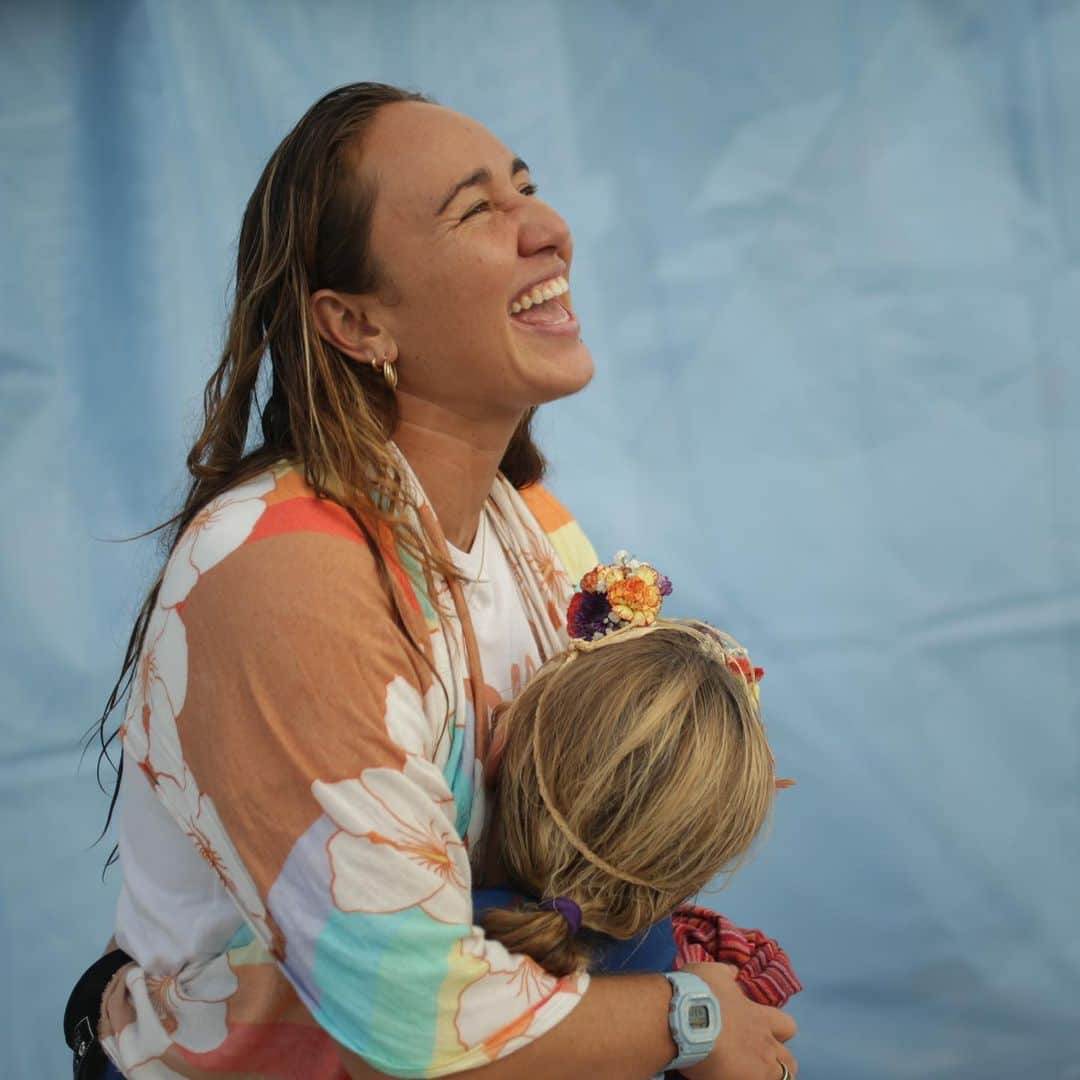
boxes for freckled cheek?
[432,269,513,333]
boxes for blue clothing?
[472,887,677,973]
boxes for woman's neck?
[393,396,521,550]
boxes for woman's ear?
[309,289,394,364]
[484,702,512,788]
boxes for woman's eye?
[461,185,538,221]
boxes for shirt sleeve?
[123,510,586,1077]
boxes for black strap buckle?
[72,1016,101,1078]
[64,949,133,1079]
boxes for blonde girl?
[479,595,800,1008]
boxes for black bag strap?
[63,948,133,1079]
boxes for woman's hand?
[681,963,798,1080]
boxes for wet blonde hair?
[481,619,776,976]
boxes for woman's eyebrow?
[435,156,530,216]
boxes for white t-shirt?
[446,507,544,700]
[114,507,541,972]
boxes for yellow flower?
[633,565,660,587]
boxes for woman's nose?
[517,201,573,264]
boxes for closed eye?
[462,184,539,220]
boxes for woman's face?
[359,101,594,421]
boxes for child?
[476,554,801,1006]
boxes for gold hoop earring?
[369,353,397,392]
[381,357,398,392]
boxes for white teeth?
[509,275,569,313]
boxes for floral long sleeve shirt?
[100,456,599,1078]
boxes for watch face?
[688,1003,711,1030]
[669,975,721,1062]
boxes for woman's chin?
[516,339,595,405]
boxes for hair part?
[91,82,548,864]
[481,620,776,975]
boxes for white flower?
[315,768,471,925]
[158,472,274,608]
[453,931,567,1051]
[493,978,588,1057]
[384,675,442,760]
[111,955,239,1070]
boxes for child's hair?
[481,619,776,976]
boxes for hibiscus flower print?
[158,472,275,609]
[122,605,188,793]
[111,954,239,1072]
[453,929,578,1056]
[315,767,471,926]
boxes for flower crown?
[566,551,765,684]
[567,550,672,641]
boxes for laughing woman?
[74,84,797,1080]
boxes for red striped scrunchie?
[672,903,802,1007]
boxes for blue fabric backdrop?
[2,2,1078,1077]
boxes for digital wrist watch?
[650,970,721,1078]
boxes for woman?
[76,83,798,1079]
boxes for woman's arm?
[339,973,676,1078]
[338,965,797,1080]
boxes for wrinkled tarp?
[2,2,1077,1076]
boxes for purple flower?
[658,574,673,597]
[567,590,612,640]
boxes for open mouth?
[508,274,578,332]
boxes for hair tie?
[538,896,582,936]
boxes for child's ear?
[484,702,511,788]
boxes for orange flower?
[607,575,662,627]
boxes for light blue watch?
[653,970,721,1077]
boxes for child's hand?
[680,963,798,1080]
